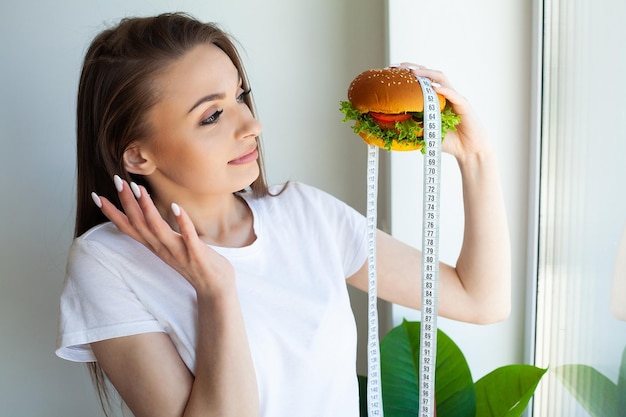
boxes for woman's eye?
[237,89,252,103]
[200,109,223,126]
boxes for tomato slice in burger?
[370,112,412,123]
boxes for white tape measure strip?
[365,75,442,417]
[417,76,442,417]
[366,143,383,416]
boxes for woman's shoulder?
[267,181,341,205]
[75,222,129,245]
[245,181,363,227]
[70,222,146,261]
[242,182,344,216]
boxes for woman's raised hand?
[92,175,235,294]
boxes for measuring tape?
[365,75,442,417]
[416,76,442,417]
[366,143,382,416]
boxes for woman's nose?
[235,103,262,140]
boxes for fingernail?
[91,192,102,208]
[130,182,141,199]
[171,203,181,217]
[431,82,442,88]
[113,175,123,192]
[388,63,401,68]
[406,64,422,70]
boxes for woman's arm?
[91,289,257,417]
[347,65,511,324]
[90,179,258,417]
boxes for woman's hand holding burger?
[401,64,492,160]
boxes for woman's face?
[135,43,262,203]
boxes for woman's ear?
[123,144,155,175]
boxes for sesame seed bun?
[347,67,445,114]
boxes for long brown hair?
[75,12,270,239]
[74,12,270,414]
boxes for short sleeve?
[284,183,368,279]
[56,236,164,362]
[327,193,368,278]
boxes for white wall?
[387,0,531,379]
[0,1,385,415]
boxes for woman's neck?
[155,192,255,248]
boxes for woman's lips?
[229,147,259,165]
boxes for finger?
[113,176,174,258]
[170,203,211,259]
[169,202,236,287]
[133,184,176,239]
[430,84,468,109]
[132,185,214,271]
[389,62,424,70]
[171,203,198,242]
[410,68,452,88]
[128,183,181,258]
[96,193,148,245]
[389,62,452,88]
[169,202,222,284]
[114,175,149,232]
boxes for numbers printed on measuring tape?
[365,76,442,417]
[417,77,442,417]
[366,144,383,417]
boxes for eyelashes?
[237,88,252,103]
[200,88,252,126]
[200,109,224,126]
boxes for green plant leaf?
[380,320,475,417]
[357,374,368,417]
[553,364,618,417]
[474,364,547,417]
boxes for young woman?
[56,12,511,417]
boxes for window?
[530,0,626,415]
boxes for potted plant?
[359,320,547,417]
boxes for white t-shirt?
[56,182,368,417]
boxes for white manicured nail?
[431,82,442,88]
[171,203,181,217]
[113,175,123,192]
[130,182,141,199]
[91,192,102,208]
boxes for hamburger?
[340,67,461,152]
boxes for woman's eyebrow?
[187,75,243,114]
[188,92,225,114]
